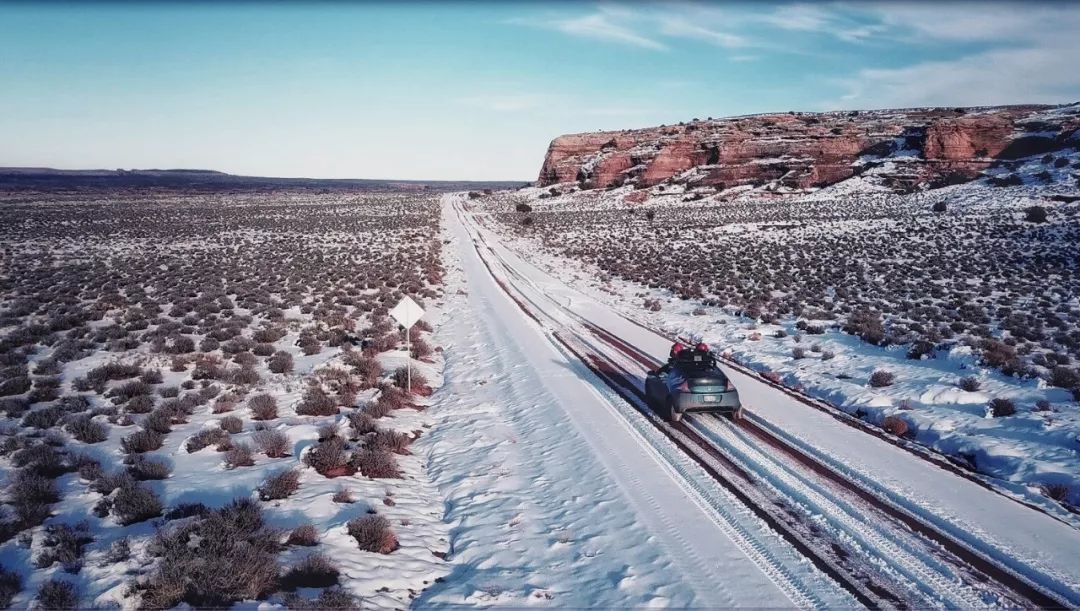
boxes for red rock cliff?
[538,104,1079,191]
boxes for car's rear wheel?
[667,398,682,423]
[731,406,745,421]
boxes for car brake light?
[726,380,735,391]
[677,381,690,392]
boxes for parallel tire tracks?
[454,200,1074,610]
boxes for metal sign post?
[389,296,425,393]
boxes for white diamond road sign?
[389,296,424,329]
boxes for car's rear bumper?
[674,391,741,414]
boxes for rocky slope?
[539,104,1080,192]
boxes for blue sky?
[1,2,1078,181]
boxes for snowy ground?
[453,193,1080,604]
[0,190,451,609]
[411,195,855,608]
[476,161,1080,511]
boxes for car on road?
[646,347,743,422]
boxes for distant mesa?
[0,167,522,192]
[538,103,1080,193]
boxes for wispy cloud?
[826,4,1080,108]
[657,17,748,49]
[508,9,666,51]
[830,38,1080,109]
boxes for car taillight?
[725,380,735,391]
[677,381,690,392]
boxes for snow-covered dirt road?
[439,193,1080,608]
[413,195,856,607]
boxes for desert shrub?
[258,469,301,501]
[22,406,64,429]
[0,564,21,609]
[268,351,294,374]
[90,470,134,495]
[958,376,981,392]
[35,522,92,572]
[980,339,1017,369]
[988,397,1017,417]
[9,470,61,525]
[143,409,173,434]
[109,380,153,402]
[224,443,255,468]
[906,340,935,360]
[303,436,350,476]
[69,453,102,481]
[219,415,243,434]
[33,359,62,376]
[932,200,947,213]
[299,336,322,356]
[345,352,382,388]
[121,429,164,454]
[280,552,339,590]
[65,416,108,444]
[139,368,164,385]
[882,415,909,437]
[410,337,433,360]
[282,588,359,611]
[57,395,91,413]
[86,362,141,384]
[0,375,29,398]
[844,310,886,345]
[791,346,806,359]
[868,370,895,388]
[253,429,290,458]
[112,482,163,525]
[140,498,280,608]
[126,394,155,414]
[392,366,428,394]
[296,386,337,416]
[229,366,260,385]
[353,448,401,479]
[128,454,172,480]
[252,327,286,344]
[248,394,278,420]
[1,397,29,417]
[212,394,237,413]
[368,429,411,455]
[346,514,398,554]
[158,385,179,398]
[348,412,376,437]
[1049,366,1079,389]
[252,342,275,357]
[12,444,68,477]
[287,524,319,547]
[1040,483,1070,502]
[35,579,78,611]
[185,428,230,453]
[1024,205,1048,223]
[232,351,258,367]
[332,487,354,503]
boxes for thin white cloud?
[658,17,748,49]
[510,11,666,51]
[829,34,1080,109]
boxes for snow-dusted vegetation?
[0,189,447,608]
[476,148,1080,507]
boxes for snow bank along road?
[415,195,857,607]
[448,193,1080,608]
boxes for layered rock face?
[538,104,1080,191]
